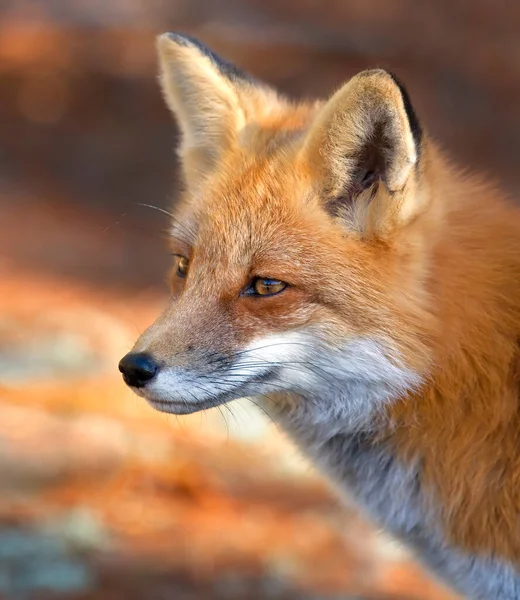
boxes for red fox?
[119,32,520,599]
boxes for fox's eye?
[249,278,287,297]
[174,255,189,278]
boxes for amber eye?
[248,278,287,297]
[174,255,189,278]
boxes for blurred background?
[1,1,519,598]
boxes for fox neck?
[271,409,520,600]
[265,341,520,599]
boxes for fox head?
[119,33,436,432]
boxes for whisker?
[206,340,314,365]
[247,397,282,432]
[196,373,321,410]
[203,341,349,395]
[136,202,176,220]
[217,405,230,441]
[101,212,128,233]
[221,360,345,397]
[136,202,196,245]
[223,402,241,434]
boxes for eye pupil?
[252,278,287,296]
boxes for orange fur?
[386,152,520,559]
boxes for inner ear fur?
[301,69,424,235]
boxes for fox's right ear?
[157,33,268,189]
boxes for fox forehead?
[170,152,334,269]
[168,150,402,310]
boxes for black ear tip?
[160,31,202,49]
[386,71,423,151]
[158,31,254,86]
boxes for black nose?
[118,352,158,388]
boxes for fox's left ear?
[157,33,274,189]
[301,69,424,237]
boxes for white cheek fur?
[252,331,422,434]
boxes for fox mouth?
[143,390,242,415]
[132,370,276,415]
[145,395,234,414]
